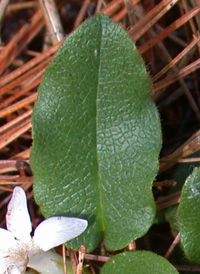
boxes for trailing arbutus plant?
[29,13,185,273]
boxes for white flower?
[0,187,88,274]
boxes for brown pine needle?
[138,6,200,53]
[39,0,64,44]
[160,130,200,172]
[164,233,181,259]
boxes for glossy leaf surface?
[31,14,162,251]
[178,167,200,263]
[100,251,178,274]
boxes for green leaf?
[165,205,179,236]
[100,251,178,274]
[31,14,162,252]
[177,167,200,263]
[171,151,200,194]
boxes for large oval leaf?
[100,251,178,274]
[31,14,162,252]
[177,167,200,263]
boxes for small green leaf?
[31,14,162,252]
[100,251,178,274]
[165,205,179,236]
[177,167,200,263]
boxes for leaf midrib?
[96,15,105,233]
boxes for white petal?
[0,229,28,274]
[28,250,64,274]
[0,229,17,273]
[33,217,88,251]
[0,228,18,252]
[6,187,32,242]
[5,265,24,274]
